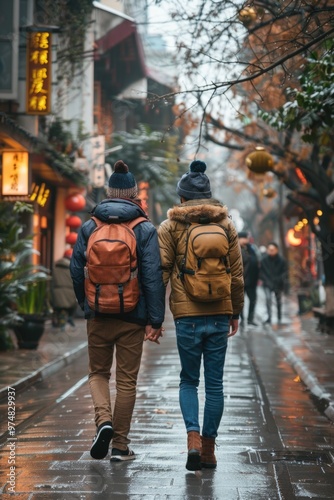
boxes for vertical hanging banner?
[90,136,106,188]
[26,31,52,114]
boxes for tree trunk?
[278,183,288,263]
[320,225,334,316]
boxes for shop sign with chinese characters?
[26,31,52,114]
[90,136,105,188]
[2,152,29,196]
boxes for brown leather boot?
[201,436,217,468]
[186,431,202,471]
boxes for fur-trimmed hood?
[167,198,228,224]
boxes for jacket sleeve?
[228,223,244,317]
[157,219,177,286]
[135,222,165,328]
[70,220,95,309]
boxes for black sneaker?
[110,447,136,462]
[90,421,113,459]
[248,320,258,326]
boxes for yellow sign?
[30,182,50,207]
[26,31,52,114]
[2,152,29,196]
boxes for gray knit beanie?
[107,160,138,199]
[176,160,212,199]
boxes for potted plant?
[0,200,50,350]
[13,277,51,349]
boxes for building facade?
[0,0,176,269]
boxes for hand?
[228,319,239,337]
[145,325,164,344]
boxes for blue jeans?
[175,315,229,438]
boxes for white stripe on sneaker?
[90,424,113,459]
[110,448,135,462]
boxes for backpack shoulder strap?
[91,216,104,227]
[126,216,149,231]
[217,223,230,243]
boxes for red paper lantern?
[66,232,78,245]
[65,193,86,212]
[64,248,73,259]
[66,215,82,228]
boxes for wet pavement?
[0,288,334,499]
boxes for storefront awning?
[0,113,86,188]
[94,20,147,96]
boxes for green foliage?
[37,0,94,79]
[106,125,185,205]
[16,279,49,316]
[0,201,50,349]
[260,44,334,145]
[48,118,73,151]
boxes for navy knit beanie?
[108,160,138,199]
[176,160,212,200]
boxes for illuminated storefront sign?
[26,31,52,114]
[30,182,50,207]
[2,152,29,196]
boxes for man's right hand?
[145,325,164,344]
[228,319,239,337]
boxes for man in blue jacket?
[70,160,165,462]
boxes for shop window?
[0,0,19,99]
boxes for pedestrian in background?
[238,231,260,327]
[260,242,288,325]
[51,249,77,330]
[70,160,165,462]
[158,160,244,471]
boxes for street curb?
[267,329,334,423]
[0,341,87,400]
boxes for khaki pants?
[87,317,145,450]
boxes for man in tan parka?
[158,160,244,471]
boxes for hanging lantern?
[66,215,82,229]
[286,228,302,247]
[2,152,29,196]
[246,147,274,174]
[239,7,257,26]
[64,248,73,259]
[65,232,78,245]
[65,193,86,212]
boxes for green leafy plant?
[0,201,50,350]
[16,278,50,316]
[260,43,334,145]
[105,125,186,214]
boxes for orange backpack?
[84,216,147,314]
